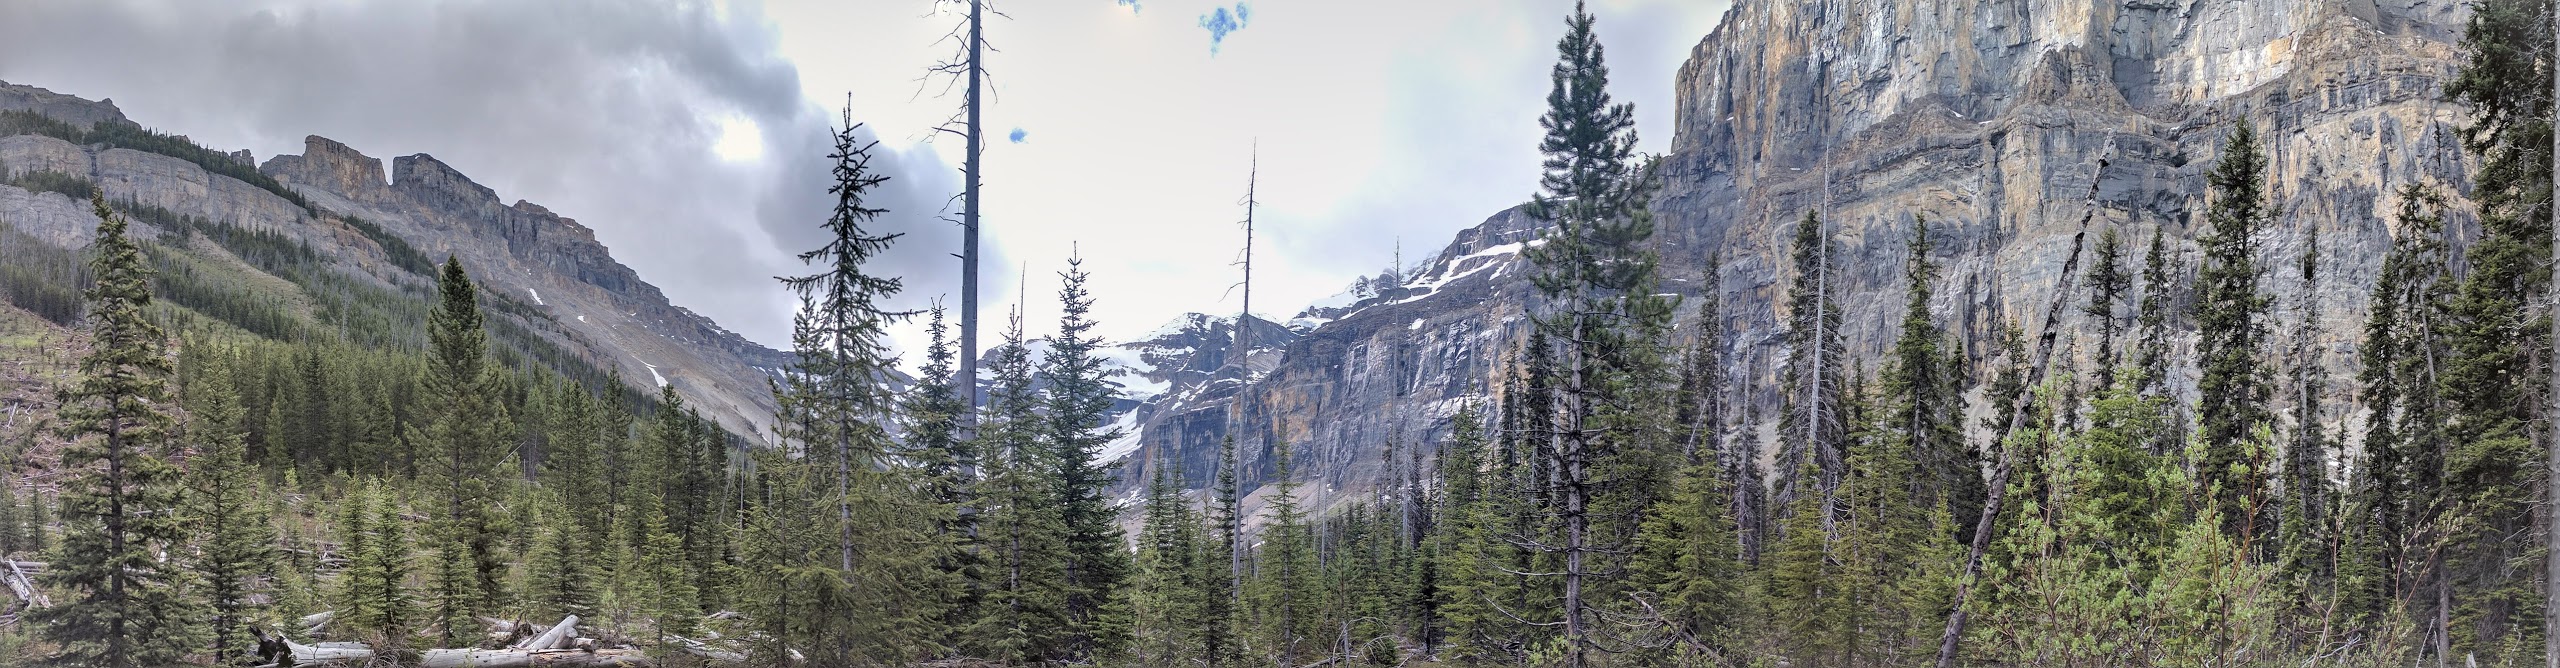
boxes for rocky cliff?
[0,82,792,438]
[1124,0,2479,522]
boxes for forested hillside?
[7,0,2560,666]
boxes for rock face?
[0,85,792,438]
[1125,0,2479,523]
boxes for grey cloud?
[0,0,965,349]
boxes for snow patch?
[1409,318,1427,331]
[527,288,544,306]
[1098,410,1145,463]
[638,360,668,387]
[576,314,587,323]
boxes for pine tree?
[2192,120,2275,546]
[34,196,205,667]
[1042,255,1136,660]
[415,256,515,643]
[184,352,277,664]
[1515,6,1678,662]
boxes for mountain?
[1118,0,2474,520]
[0,81,792,439]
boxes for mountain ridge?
[0,81,792,439]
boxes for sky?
[0,0,1729,366]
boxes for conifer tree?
[2192,120,2275,545]
[1629,449,1747,663]
[1253,444,1319,665]
[969,317,1071,662]
[1776,210,1848,532]
[1885,215,1978,535]
[523,495,599,620]
[2440,0,2555,654]
[1133,447,1204,665]
[184,352,276,664]
[1515,6,1677,662]
[416,256,514,643]
[339,479,418,646]
[2349,184,2454,634]
[2086,226,2133,390]
[543,381,609,537]
[1042,255,1135,660]
[780,109,911,578]
[2134,227,2177,399]
[903,306,979,639]
[34,196,205,668]
[1203,437,1243,667]
[2278,227,2333,585]
[1768,459,1843,666]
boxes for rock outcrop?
[1123,0,2481,522]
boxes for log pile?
[256,614,665,667]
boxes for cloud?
[0,0,963,350]
[1009,128,1028,143]
[1199,3,1251,55]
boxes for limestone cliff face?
[1128,0,2481,522]
[0,86,791,438]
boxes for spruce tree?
[1885,215,1979,536]
[523,495,600,620]
[2086,226,2133,390]
[1041,256,1135,660]
[2192,120,2275,545]
[416,256,514,643]
[2278,227,2333,582]
[2349,184,2454,633]
[2134,227,2177,399]
[1777,210,1849,533]
[780,109,911,577]
[2440,0,2555,654]
[1629,453,1747,662]
[184,353,277,664]
[903,305,980,641]
[967,318,1070,662]
[34,196,205,667]
[339,479,418,647]
[1253,444,1319,665]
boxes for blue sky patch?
[1199,3,1251,55]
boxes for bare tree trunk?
[2544,8,2560,667]
[1935,149,2112,668]
[955,0,985,440]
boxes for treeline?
[1123,3,2559,668]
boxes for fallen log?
[517,615,579,651]
[419,648,651,667]
[253,628,376,666]
[667,635,746,663]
